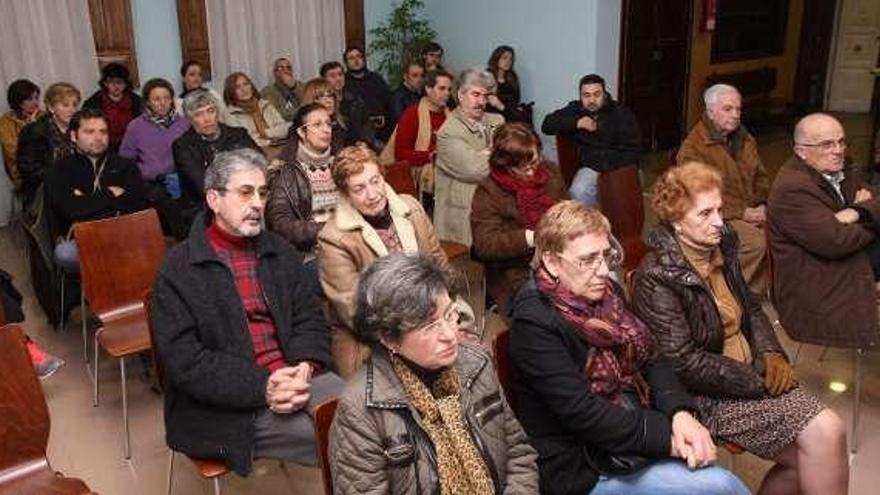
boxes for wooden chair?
[143,290,230,494]
[313,398,339,495]
[0,324,94,495]
[74,209,167,459]
[491,329,517,414]
[384,160,418,197]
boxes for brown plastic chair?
[492,328,517,414]
[143,290,230,494]
[313,398,339,495]
[74,208,167,459]
[0,324,94,495]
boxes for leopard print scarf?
[390,354,495,495]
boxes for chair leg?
[93,329,102,407]
[851,348,863,455]
[81,290,89,363]
[167,450,175,495]
[121,357,131,459]
[57,272,66,332]
[213,477,221,495]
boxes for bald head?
[793,113,846,174]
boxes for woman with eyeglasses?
[316,145,472,378]
[470,122,567,313]
[632,162,848,495]
[265,102,338,294]
[329,253,539,494]
[508,200,749,495]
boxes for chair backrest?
[597,165,648,271]
[384,161,417,197]
[313,398,339,495]
[74,209,166,319]
[555,136,579,187]
[0,324,50,472]
[492,329,517,413]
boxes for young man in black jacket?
[542,74,642,206]
[151,147,341,477]
[45,108,147,272]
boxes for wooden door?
[177,0,212,81]
[827,0,880,112]
[343,0,365,49]
[793,0,838,113]
[88,0,138,86]
[619,0,692,151]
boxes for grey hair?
[703,83,739,110]
[204,148,267,193]
[353,253,452,344]
[182,89,219,118]
[457,66,497,95]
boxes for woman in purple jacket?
[120,78,191,238]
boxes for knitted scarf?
[536,267,654,406]
[237,97,269,138]
[490,164,557,229]
[145,106,176,129]
[390,354,495,495]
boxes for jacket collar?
[785,155,848,206]
[185,211,281,265]
[644,224,739,287]
[364,344,489,409]
[451,108,496,135]
[332,185,419,255]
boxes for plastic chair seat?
[440,241,469,261]
[0,463,92,495]
[189,457,229,479]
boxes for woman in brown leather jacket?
[265,102,338,294]
[329,253,538,494]
[633,162,848,495]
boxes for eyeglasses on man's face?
[215,185,270,203]
[796,138,847,153]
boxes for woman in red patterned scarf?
[471,122,567,313]
[507,200,749,495]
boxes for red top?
[100,92,135,148]
[394,104,446,168]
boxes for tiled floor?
[2,112,878,494]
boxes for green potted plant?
[368,0,437,85]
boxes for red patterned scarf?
[536,267,654,406]
[490,164,557,229]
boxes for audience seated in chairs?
[471,122,567,313]
[45,108,147,274]
[175,59,227,121]
[633,162,849,495]
[223,71,290,152]
[266,102,339,294]
[317,145,473,377]
[768,113,880,351]
[151,148,343,477]
[329,253,539,494]
[434,67,505,246]
[677,83,770,296]
[507,200,750,495]
[320,62,377,150]
[388,61,425,129]
[261,56,305,122]
[541,73,641,207]
[119,78,191,239]
[82,63,143,153]
[173,89,260,227]
[1,79,43,192]
[16,81,81,211]
[344,46,393,142]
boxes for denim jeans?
[590,459,750,495]
[54,239,80,274]
[569,167,600,206]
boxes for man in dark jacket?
[343,46,393,142]
[45,108,147,272]
[173,90,260,228]
[82,63,143,153]
[151,147,341,476]
[542,74,641,206]
[768,113,880,349]
[321,61,377,149]
[388,61,424,128]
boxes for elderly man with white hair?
[434,67,505,246]
[677,83,770,296]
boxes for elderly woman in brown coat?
[471,122,566,312]
[317,145,455,377]
[329,253,538,494]
[633,162,848,495]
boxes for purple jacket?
[119,114,191,180]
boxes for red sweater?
[394,104,446,167]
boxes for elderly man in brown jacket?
[678,84,770,295]
[767,113,880,350]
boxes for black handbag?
[582,389,651,475]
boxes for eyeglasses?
[299,121,332,132]
[215,185,270,202]
[556,247,621,273]
[415,304,460,336]
[795,138,847,152]
[318,92,336,99]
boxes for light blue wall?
[365,0,622,153]
[131,0,183,92]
